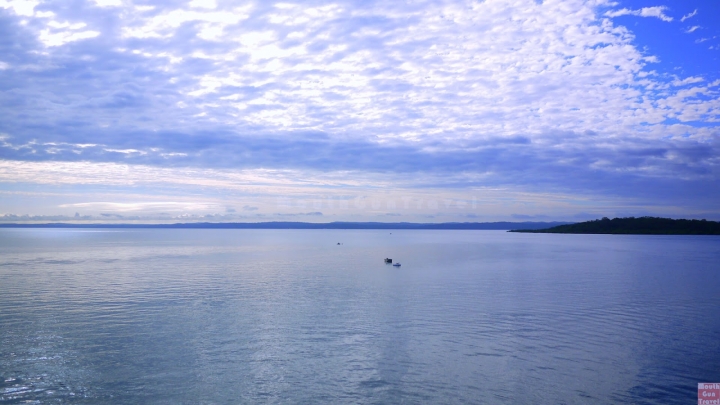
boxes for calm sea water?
[1,229,719,404]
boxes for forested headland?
[509,217,720,235]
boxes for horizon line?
[0,220,575,230]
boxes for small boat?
[384,258,392,264]
[392,263,401,267]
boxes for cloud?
[277,212,323,217]
[59,201,220,212]
[605,6,673,22]
[681,9,698,22]
[0,211,270,222]
[39,24,100,47]
[0,213,95,222]
[0,0,718,220]
[672,76,704,86]
[0,0,40,17]
[1,131,718,207]
[3,0,710,152]
[91,0,122,7]
[685,26,701,34]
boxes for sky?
[0,0,718,223]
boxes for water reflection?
[1,229,719,404]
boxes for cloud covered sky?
[0,0,718,222]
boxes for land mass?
[509,217,720,235]
[0,221,571,230]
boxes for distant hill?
[0,221,571,230]
[509,217,720,235]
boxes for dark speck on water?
[1,229,719,404]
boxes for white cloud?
[39,27,100,47]
[47,21,87,29]
[0,11,104,47]
[685,26,701,34]
[59,201,219,212]
[672,76,704,87]
[5,0,717,142]
[681,9,698,22]
[92,0,123,6]
[103,148,146,155]
[0,155,716,221]
[189,0,217,9]
[122,6,251,39]
[605,6,673,22]
[0,0,39,16]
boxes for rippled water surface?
[1,229,719,404]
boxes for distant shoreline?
[0,221,571,230]
[509,217,720,235]
[3,218,718,234]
